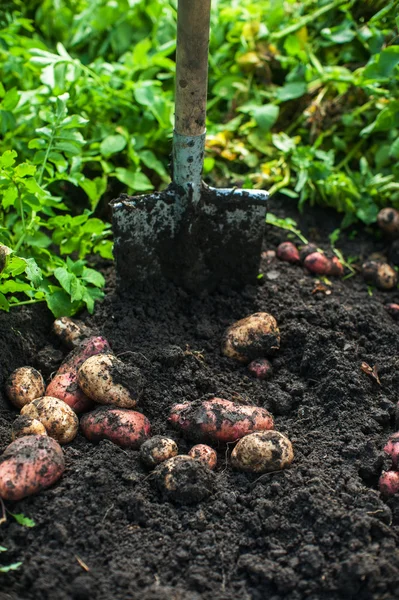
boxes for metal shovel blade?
[112,185,267,293]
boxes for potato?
[362,261,398,290]
[385,303,399,320]
[153,455,214,504]
[5,366,45,409]
[46,336,110,413]
[276,242,300,264]
[21,396,78,444]
[80,407,151,448]
[231,430,294,473]
[12,416,47,440]
[0,244,11,274]
[53,317,90,349]
[303,252,331,275]
[377,208,399,238]
[188,444,217,470]
[222,312,280,363]
[140,436,178,468]
[379,470,399,496]
[169,397,274,443]
[0,435,65,501]
[247,358,273,380]
[299,244,318,263]
[328,256,344,277]
[78,354,143,408]
[384,432,399,468]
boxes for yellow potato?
[5,366,45,409]
[222,312,280,363]
[231,431,294,473]
[21,396,78,444]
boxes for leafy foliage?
[0,0,398,313]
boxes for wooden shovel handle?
[175,0,211,136]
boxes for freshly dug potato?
[377,208,399,238]
[0,244,11,274]
[299,244,318,263]
[303,252,331,275]
[231,430,294,473]
[78,354,144,408]
[80,407,151,449]
[153,455,215,504]
[384,433,399,467]
[169,397,274,443]
[21,396,78,444]
[0,435,65,501]
[379,470,399,496]
[362,261,398,290]
[247,358,273,380]
[276,242,300,264]
[12,416,47,440]
[46,336,110,413]
[188,444,217,470]
[53,317,90,349]
[222,312,280,363]
[327,256,344,277]
[385,303,399,320]
[5,366,45,409]
[140,436,178,468]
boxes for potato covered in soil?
[12,416,47,440]
[385,303,399,320]
[188,444,217,470]
[377,208,399,238]
[379,470,399,496]
[0,435,65,501]
[169,397,274,443]
[221,312,280,363]
[231,430,294,473]
[328,256,344,277]
[384,433,399,467]
[80,407,151,449]
[78,353,143,408]
[299,244,318,263]
[21,396,78,444]
[5,366,45,409]
[0,244,11,274]
[362,261,398,290]
[276,242,300,264]
[247,358,273,380]
[153,455,215,504]
[53,317,90,349]
[140,436,178,468]
[46,336,111,413]
[303,252,331,276]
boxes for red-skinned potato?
[12,416,47,440]
[379,470,399,496]
[188,444,217,470]
[276,242,300,264]
[299,244,318,263]
[80,407,151,449]
[385,303,399,319]
[169,397,274,443]
[377,208,399,238]
[303,252,331,275]
[222,312,280,363]
[78,354,143,408]
[0,435,65,501]
[247,358,273,380]
[140,436,178,468]
[6,366,45,409]
[52,317,90,349]
[384,433,399,468]
[362,261,398,290]
[21,396,78,444]
[46,336,110,413]
[328,256,344,277]
[231,430,294,473]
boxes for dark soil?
[2,199,399,600]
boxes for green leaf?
[0,562,22,573]
[100,134,126,157]
[1,185,18,209]
[45,289,80,318]
[0,292,9,311]
[252,104,279,133]
[15,163,36,178]
[9,513,36,528]
[0,88,19,111]
[0,150,17,169]
[81,267,105,288]
[114,168,154,191]
[277,82,307,102]
[25,259,43,288]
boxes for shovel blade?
[111,185,267,293]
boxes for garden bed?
[1,199,399,600]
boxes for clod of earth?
[0,435,65,501]
[169,397,274,443]
[80,406,151,449]
[140,436,179,468]
[78,353,144,408]
[231,430,294,473]
[188,444,217,470]
[153,455,215,505]
[362,261,398,290]
[21,396,79,445]
[12,415,47,440]
[221,312,280,363]
[5,366,45,409]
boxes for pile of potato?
[0,313,294,504]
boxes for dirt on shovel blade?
[1,201,399,600]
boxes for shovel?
[111,0,268,293]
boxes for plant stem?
[270,0,350,41]
[10,298,45,308]
[37,127,56,187]
[336,139,364,171]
